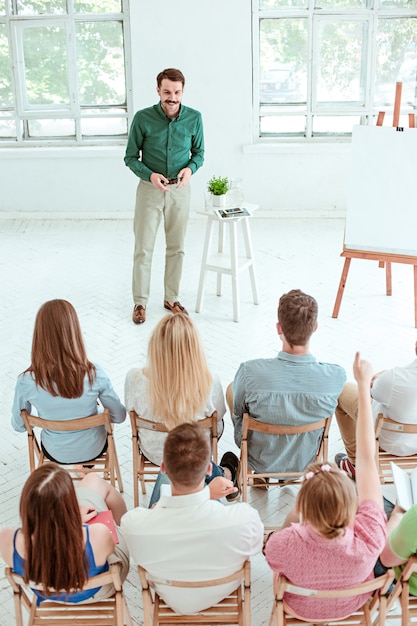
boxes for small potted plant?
[207,176,229,207]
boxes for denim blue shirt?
[11,362,126,463]
[232,351,346,473]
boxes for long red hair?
[20,464,88,594]
[24,299,96,398]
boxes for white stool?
[195,204,259,322]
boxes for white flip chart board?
[345,125,417,257]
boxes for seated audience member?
[121,423,264,615]
[11,299,126,464]
[0,464,129,604]
[125,312,226,464]
[227,289,346,475]
[379,502,417,594]
[125,313,238,499]
[335,341,417,477]
[264,353,387,622]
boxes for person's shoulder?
[15,370,35,388]
[181,104,202,118]
[120,507,149,529]
[316,359,346,377]
[125,367,144,384]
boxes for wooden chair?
[130,410,219,507]
[138,559,251,625]
[240,413,332,502]
[375,413,417,484]
[5,561,133,626]
[269,569,395,626]
[384,555,417,626]
[21,408,124,491]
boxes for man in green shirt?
[125,68,204,324]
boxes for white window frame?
[253,0,417,141]
[0,0,132,145]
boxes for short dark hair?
[163,423,210,489]
[156,68,185,88]
[277,289,318,347]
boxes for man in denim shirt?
[227,289,346,474]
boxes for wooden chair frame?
[385,555,417,626]
[375,413,417,484]
[21,408,124,491]
[130,410,218,507]
[269,569,395,626]
[138,559,250,626]
[240,413,332,502]
[5,561,133,626]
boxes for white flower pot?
[212,194,227,208]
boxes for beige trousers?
[335,382,360,464]
[132,180,191,305]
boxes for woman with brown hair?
[11,299,126,464]
[0,463,129,603]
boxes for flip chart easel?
[332,83,417,327]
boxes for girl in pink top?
[265,353,387,621]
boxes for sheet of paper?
[390,461,414,511]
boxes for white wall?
[0,0,350,217]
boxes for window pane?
[260,114,306,134]
[380,0,417,8]
[312,115,362,133]
[260,0,307,8]
[74,0,121,12]
[27,118,75,137]
[22,25,69,106]
[81,116,127,136]
[0,0,5,16]
[316,20,367,105]
[76,21,126,105]
[0,25,13,106]
[260,19,308,104]
[375,18,417,108]
[0,114,17,137]
[317,0,366,8]
[16,0,66,15]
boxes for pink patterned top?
[265,500,386,621]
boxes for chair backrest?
[240,412,332,501]
[130,409,219,506]
[5,562,132,626]
[20,408,123,491]
[375,413,417,483]
[269,569,395,626]
[385,555,417,626]
[138,559,251,626]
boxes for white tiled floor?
[0,213,413,624]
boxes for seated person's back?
[230,290,346,473]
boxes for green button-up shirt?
[124,102,204,181]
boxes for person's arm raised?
[353,352,383,507]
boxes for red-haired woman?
[11,299,126,464]
[0,464,129,603]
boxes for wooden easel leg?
[332,257,351,318]
[414,265,417,328]
[385,261,392,296]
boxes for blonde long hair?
[147,314,212,429]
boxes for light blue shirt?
[232,351,346,473]
[11,362,126,463]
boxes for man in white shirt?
[335,341,417,477]
[121,423,264,615]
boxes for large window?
[0,0,131,144]
[254,0,417,139]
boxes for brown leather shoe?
[163,301,188,315]
[132,304,146,324]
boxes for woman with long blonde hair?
[125,312,226,466]
[11,299,126,463]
